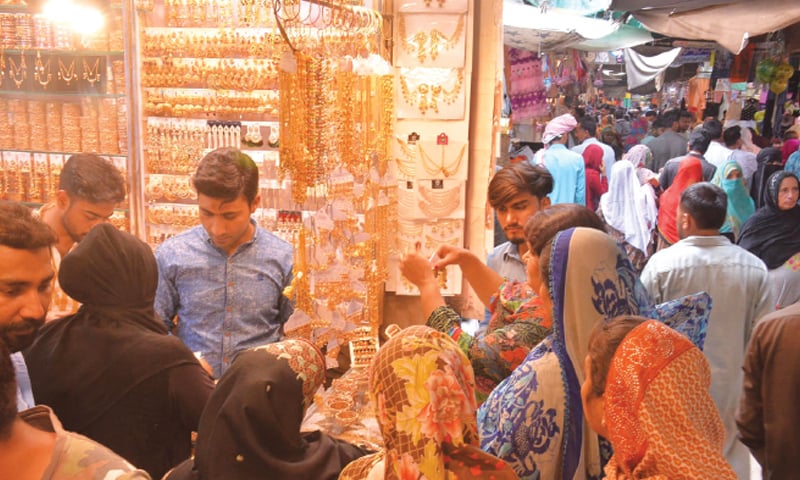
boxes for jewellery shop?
[0,0,500,447]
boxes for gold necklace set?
[8,53,26,89]
[398,14,465,64]
[399,69,464,115]
[417,142,466,178]
[33,51,52,89]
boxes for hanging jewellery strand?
[34,51,52,89]
[417,142,466,178]
[0,50,5,87]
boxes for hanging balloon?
[774,62,795,82]
[770,80,788,95]
[756,58,777,84]
[593,78,604,88]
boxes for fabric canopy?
[503,0,653,52]
[610,0,740,13]
[574,24,654,51]
[624,47,682,90]
[616,0,800,54]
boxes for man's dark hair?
[0,340,16,440]
[680,182,727,230]
[59,153,126,204]
[488,162,553,209]
[702,118,723,140]
[192,148,260,204]
[679,110,694,121]
[688,129,713,154]
[0,202,57,250]
[702,102,720,120]
[660,109,680,127]
[723,126,742,148]
[578,116,597,136]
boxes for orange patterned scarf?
[603,321,736,479]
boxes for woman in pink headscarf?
[782,138,799,165]
[582,144,607,211]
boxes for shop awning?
[503,0,653,52]
[611,0,800,54]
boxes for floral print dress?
[426,279,551,404]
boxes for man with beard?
[483,162,553,327]
[0,202,57,410]
[37,153,126,321]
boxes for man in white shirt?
[0,203,57,411]
[723,125,758,189]
[641,183,774,479]
[702,119,732,167]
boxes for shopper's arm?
[433,244,503,307]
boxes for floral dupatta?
[479,228,711,480]
[339,325,518,480]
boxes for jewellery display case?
[0,1,131,230]
[133,0,398,371]
[135,0,292,246]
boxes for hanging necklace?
[8,52,27,89]
[0,50,5,88]
[417,142,466,178]
[34,51,52,89]
[82,58,100,85]
[394,136,417,178]
[417,182,461,218]
[58,58,76,85]
[398,14,465,64]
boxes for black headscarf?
[24,223,199,430]
[750,147,784,208]
[738,171,800,269]
[165,340,367,480]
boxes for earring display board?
[0,6,130,230]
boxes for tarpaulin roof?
[503,0,653,52]
[611,0,800,54]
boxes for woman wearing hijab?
[623,144,659,190]
[338,325,519,480]
[165,339,367,480]
[478,227,711,480]
[749,147,784,208]
[24,224,214,479]
[657,157,703,249]
[582,144,607,212]
[738,171,800,309]
[782,138,799,165]
[582,317,736,479]
[711,160,756,241]
[597,160,656,272]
